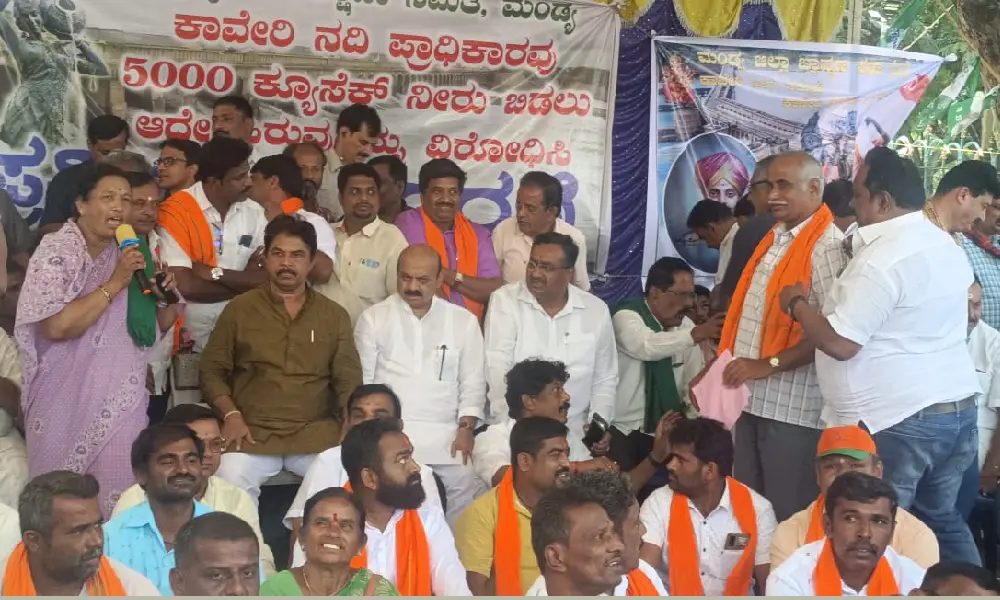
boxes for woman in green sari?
[261,487,398,596]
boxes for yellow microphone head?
[114,224,139,247]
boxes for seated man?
[170,512,262,596]
[0,471,159,596]
[340,417,471,595]
[455,417,572,595]
[112,404,275,576]
[767,472,925,595]
[200,215,362,503]
[639,417,777,595]
[103,424,212,595]
[284,383,443,567]
[770,425,938,569]
[911,561,1000,596]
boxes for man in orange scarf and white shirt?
[639,417,777,595]
[711,151,847,521]
[769,425,939,570]
[341,417,471,596]
[766,471,925,596]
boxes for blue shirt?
[103,500,213,596]
[963,233,1000,331]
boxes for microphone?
[114,224,180,305]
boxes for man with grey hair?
[0,471,159,596]
[702,151,846,521]
[170,512,260,596]
[102,149,152,174]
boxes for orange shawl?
[814,538,899,596]
[2,543,127,596]
[343,482,432,596]
[281,197,305,214]
[719,204,834,358]
[494,469,524,595]
[806,496,826,544]
[626,568,660,596]
[668,477,757,596]
[419,207,484,321]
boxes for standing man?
[492,172,590,291]
[822,179,857,234]
[778,146,981,564]
[212,95,262,167]
[716,155,777,303]
[317,163,407,324]
[248,154,336,284]
[923,160,999,236]
[317,103,382,220]
[170,512,261,597]
[485,232,617,432]
[283,142,335,221]
[39,114,129,234]
[455,416,572,595]
[396,158,502,320]
[341,417,472,596]
[963,198,1000,331]
[155,139,200,198]
[355,244,487,524]
[199,216,362,504]
[369,154,410,223]
[686,200,740,285]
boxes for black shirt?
[39,161,92,227]
[716,212,778,303]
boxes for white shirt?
[817,211,979,433]
[284,445,442,568]
[715,223,740,286]
[639,482,777,596]
[524,560,668,596]
[355,295,486,465]
[484,282,618,429]
[492,217,590,291]
[293,209,337,261]
[0,555,161,596]
[0,329,25,511]
[157,182,268,351]
[0,502,18,559]
[248,145,265,169]
[472,417,591,487]
[969,321,1000,467]
[612,312,704,433]
[765,540,925,596]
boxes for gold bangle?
[223,410,241,420]
[96,285,112,305]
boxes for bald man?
[354,244,488,524]
[706,151,847,521]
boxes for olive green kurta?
[200,285,362,454]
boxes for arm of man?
[572,231,591,291]
[454,497,497,596]
[425,506,475,595]
[329,307,363,415]
[457,317,487,426]
[483,291,517,422]
[637,488,668,570]
[754,496,778,594]
[216,266,268,294]
[612,310,700,362]
[352,308,378,385]
[444,269,502,304]
[589,307,619,423]
[200,304,239,412]
[308,251,334,284]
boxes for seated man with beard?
[340,417,471,595]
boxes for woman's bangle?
[223,410,241,421]
[96,285,112,305]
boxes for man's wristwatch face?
[768,356,780,369]
[454,272,465,284]
[211,267,224,281]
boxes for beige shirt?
[316,152,344,220]
[769,499,939,569]
[315,218,408,325]
[491,217,590,291]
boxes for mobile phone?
[582,413,609,448]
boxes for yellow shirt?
[454,485,537,595]
[769,499,939,569]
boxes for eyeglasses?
[202,437,226,453]
[664,289,697,300]
[154,157,187,168]
[127,197,163,210]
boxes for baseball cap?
[816,425,877,461]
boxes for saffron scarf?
[612,298,681,431]
[419,207,484,321]
[667,477,757,596]
[814,538,899,596]
[625,568,660,596]
[125,236,158,348]
[2,543,127,596]
[719,204,834,358]
[806,496,826,544]
[281,197,305,214]
[494,469,524,595]
[343,482,433,596]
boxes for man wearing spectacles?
[110,403,276,577]
[155,139,200,197]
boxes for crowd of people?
[0,94,999,597]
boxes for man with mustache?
[368,154,410,224]
[396,158,502,320]
[924,160,999,238]
[284,384,444,568]
[492,171,590,290]
[766,472,925,595]
[212,95,263,168]
[0,471,159,596]
[170,512,262,596]
[456,416,572,595]
[102,424,212,595]
[200,216,361,505]
[341,417,471,595]
[316,163,408,325]
[316,103,383,220]
[283,142,336,222]
[355,243,486,525]
[639,417,777,595]
[959,164,1000,331]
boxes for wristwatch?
[210,267,224,281]
[786,294,807,319]
[454,272,465,286]
[768,356,781,370]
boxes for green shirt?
[261,568,399,596]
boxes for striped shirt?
[961,233,1000,331]
[732,215,847,428]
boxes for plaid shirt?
[732,217,847,428]
[962,233,1000,331]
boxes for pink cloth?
[691,349,749,430]
[15,223,150,516]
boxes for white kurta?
[354,295,486,465]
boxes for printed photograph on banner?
[643,37,944,283]
[0,0,618,269]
